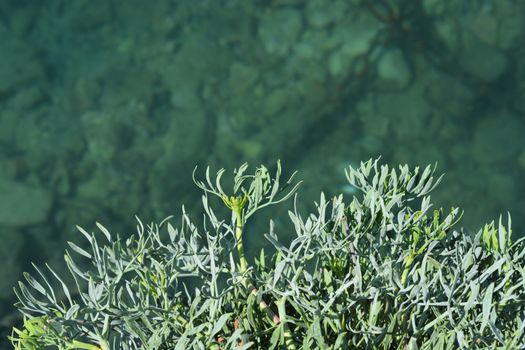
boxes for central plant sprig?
[222,192,249,273]
[193,160,301,334]
[193,161,301,276]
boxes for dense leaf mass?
[10,159,525,349]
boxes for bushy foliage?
[10,159,525,349]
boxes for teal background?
[1,0,524,346]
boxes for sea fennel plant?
[9,159,525,349]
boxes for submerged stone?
[0,178,52,227]
[376,48,412,90]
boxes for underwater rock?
[0,229,23,299]
[495,6,524,50]
[264,88,289,116]
[156,38,210,110]
[359,87,431,141]
[259,8,303,56]
[434,18,462,53]
[228,62,259,95]
[487,171,517,205]
[294,29,338,61]
[0,178,52,227]
[518,149,525,172]
[463,2,524,50]
[327,16,382,77]
[305,0,346,28]
[422,67,476,117]
[459,32,509,82]
[9,86,47,110]
[376,48,412,90]
[472,111,524,165]
[0,40,43,95]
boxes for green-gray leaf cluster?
[10,159,525,349]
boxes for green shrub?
[9,159,525,349]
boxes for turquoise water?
[1,0,524,346]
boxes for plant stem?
[70,340,104,350]
[233,209,280,325]
[234,210,248,274]
[277,297,297,350]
